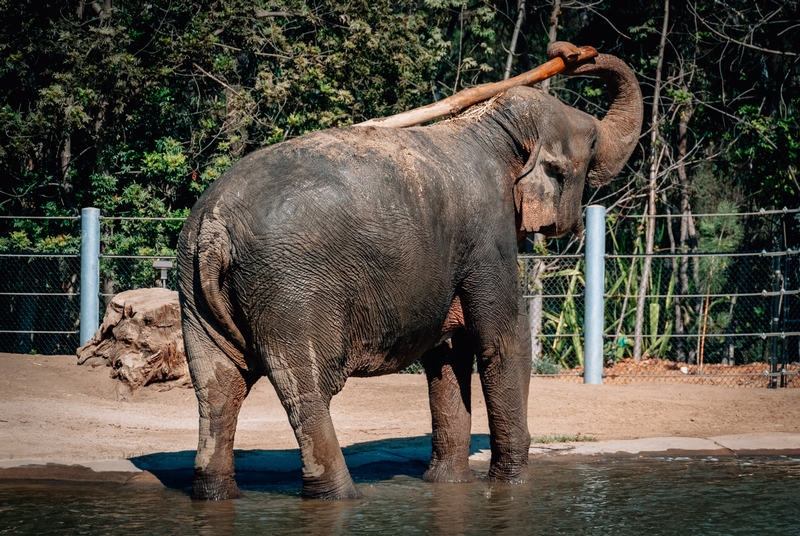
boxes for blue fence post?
[80,207,100,346]
[584,205,605,385]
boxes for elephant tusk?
[356,44,598,129]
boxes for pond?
[1,456,798,535]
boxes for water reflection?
[428,481,473,535]
[296,497,362,534]
[189,498,237,535]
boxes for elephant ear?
[514,145,558,234]
[515,176,556,234]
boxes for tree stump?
[77,288,190,390]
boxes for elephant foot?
[191,473,242,500]
[423,460,474,483]
[485,460,530,484]
[302,475,362,500]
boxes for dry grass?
[531,434,598,444]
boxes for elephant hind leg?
[184,315,258,500]
[265,347,361,499]
[421,332,474,483]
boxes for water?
[1,456,798,535]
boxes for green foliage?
[0,0,520,238]
[729,107,799,207]
[4,0,793,228]
[399,360,425,374]
[538,262,584,368]
[531,360,562,375]
[582,85,603,98]
[0,222,80,253]
[142,138,189,184]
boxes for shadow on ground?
[130,434,491,493]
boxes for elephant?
[177,42,643,500]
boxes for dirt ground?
[1,353,799,462]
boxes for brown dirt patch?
[0,353,798,463]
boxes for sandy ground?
[1,353,799,467]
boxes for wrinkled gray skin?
[178,44,643,500]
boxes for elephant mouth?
[535,223,558,237]
[533,213,583,239]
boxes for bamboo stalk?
[699,294,710,373]
[356,46,598,129]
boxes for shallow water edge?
[1,456,799,535]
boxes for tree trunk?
[723,295,738,365]
[15,294,36,354]
[632,198,656,361]
[60,133,74,212]
[674,95,694,363]
[664,198,680,360]
[633,0,669,361]
[77,288,189,390]
[503,0,527,80]
[103,276,116,309]
[679,210,699,364]
[613,238,638,350]
[540,0,562,94]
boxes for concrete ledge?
[528,437,728,458]
[526,432,800,459]
[709,433,800,456]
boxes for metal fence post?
[584,205,605,384]
[80,207,100,346]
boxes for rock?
[77,288,190,390]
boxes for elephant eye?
[546,161,566,180]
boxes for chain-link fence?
[523,210,800,387]
[521,254,585,371]
[0,254,81,354]
[0,215,181,354]
[522,252,800,387]
[0,214,82,354]
[1,211,798,387]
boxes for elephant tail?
[196,217,249,369]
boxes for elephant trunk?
[552,44,643,187]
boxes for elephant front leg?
[460,265,533,484]
[477,309,532,483]
[421,334,474,483]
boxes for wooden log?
[76,288,189,391]
[356,45,598,129]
